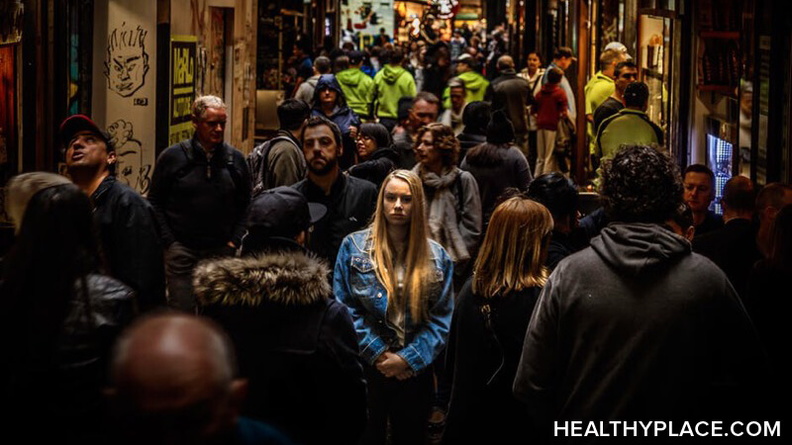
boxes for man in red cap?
[61,114,166,311]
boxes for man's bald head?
[497,55,515,72]
[109,312,244,442]
[112,312,235,390]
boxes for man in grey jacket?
[514,145,770,443]
[257,99,311,191]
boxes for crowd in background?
[1,22,789,445]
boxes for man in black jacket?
[292,115,377,264]
[485,55,533,156]
[148,95,251,312]
[61,114,166,311]
[693,175,761,299]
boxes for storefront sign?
[169,36,197,147]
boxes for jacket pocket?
[349,255,379,293]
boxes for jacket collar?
[91,175,116,204]
[303,171,347,203]
[191,136,227,161]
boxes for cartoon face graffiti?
[105,24,150,97]
[107,119,144,190]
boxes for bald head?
[497,55,515,72]
[109,313,244,442]
[112,312,234,390]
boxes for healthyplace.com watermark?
[555,421,781,438]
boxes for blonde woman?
[443,196,553,445]
[334,169,454,445]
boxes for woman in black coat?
[1,173,136,442]
[347,122,398,189]
[443,196,553,445]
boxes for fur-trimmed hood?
[193,251,331,307]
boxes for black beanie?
[486,109,515,144]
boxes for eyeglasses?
[620,73,638,79]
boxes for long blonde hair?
[472,197,554,298]
[369,170,433,322]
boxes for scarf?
[413,165,470,262]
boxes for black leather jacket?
[92,175,166,311]
[3,274,136,441]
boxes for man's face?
[293,45,304,58]
[193,107,227,147]
[456,61,470,74]
[65,130,115,172]
[409,99,439,130]
[684,172,715,213]
[604,55,626,78]
[615,67,638,93]
[556,56,572,70]
[303,124,340,176]
[382,177,413,227]
[450,87,466,112]
[106,47,149,97]
[527,53,541,71]
[318,87,337,107]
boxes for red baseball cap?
[59,114,113,150]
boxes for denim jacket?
[333,228,454,373]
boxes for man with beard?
[292,116,378,264]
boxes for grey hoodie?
[514,222,767,433]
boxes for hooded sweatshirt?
[312,74,361,169]
[514,222,767,430]
[311,74,360,133]
[336,68,375,119]
[442,70,490,109]
[373,64,416,119]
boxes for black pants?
[360,364,433,445]
[164,241,234,313]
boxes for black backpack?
[247,135,294,197]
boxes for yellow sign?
[169,35,197,146]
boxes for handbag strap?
[479,301,506,385]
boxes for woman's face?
[356,134,378,160]
[382,177,413,227]
[414,131,443,171]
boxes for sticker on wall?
[105,23,150,98]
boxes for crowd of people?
[1,27,790,445]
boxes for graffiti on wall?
[106,119,151,194]
[105,23,150,98]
